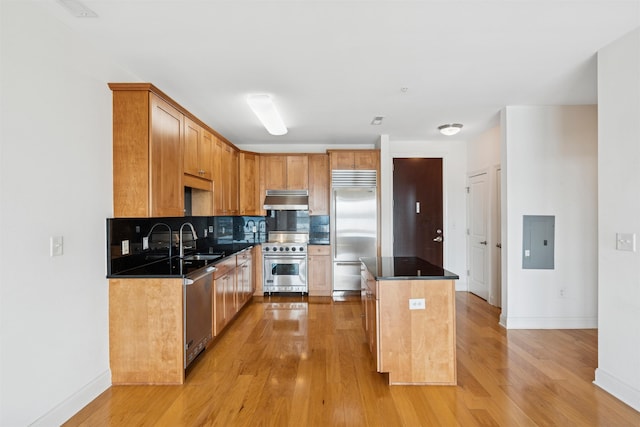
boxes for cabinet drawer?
[213,257,236,278]
[308,245,330,256]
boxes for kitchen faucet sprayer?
[179,222,199,259]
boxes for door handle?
[496,243,502,249]
[480,241,488,245]
[433,236,443,243]
[416,201,420,214]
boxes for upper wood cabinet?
[329,150,379,170]
[216,142,239,215]
[262,155,309,190]
[308,154,329,215]
[286,155,309,189]
[239,152,260,215]
[183,117,213,181]
[110,84,185,217]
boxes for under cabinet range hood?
[263,189,309,210]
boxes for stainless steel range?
[263,232,308,294]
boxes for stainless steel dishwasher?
[184,266,215,368]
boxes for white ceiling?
[41,0,640,148]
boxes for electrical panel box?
[523,215,555,269]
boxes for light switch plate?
[50,236,63,257]
[616,233,636,252]
[121,240,130,255]
[142,237,149,250]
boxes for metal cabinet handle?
[480,241,488,245]
[433,236,443,242]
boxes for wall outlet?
[121,240,130,255]
[208,226,214,233]
[142,237,149,250]
[50,236,64,257]
[409,298,426,310]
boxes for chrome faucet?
[146,222,172,259]
[179,222,199,258]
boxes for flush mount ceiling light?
[57,0,98,17]
[438,123,463,136]
[246,94,288,136]
[371,116,384,125]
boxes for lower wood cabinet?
[109,278,185,385]
[308,245,332,296]
[213,256,236,336]
[361,266,457,385]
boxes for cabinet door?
[200,129,214,180]
[308,246,331,296]
[263,155,287,190]
[183,117,201,178]
[286,155,308,189]
[212,138,224,215]
[354,151,379,170]
[149,94,184,217]
[308,154,329,215]
[229,149,239,215]
[330,151,355,170]
[226,268,237,319]
[239,152,259,215]
[213,275,227,336]
[220,144,234,214]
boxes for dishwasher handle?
[184,266,216,285]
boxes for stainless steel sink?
[183,254,223,261]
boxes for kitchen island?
[360,257,459,385]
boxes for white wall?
[467,126,502,306]
[595,27,640,411]
[380,136,468,291]
[0,3,138,425]
[501,105,598,329]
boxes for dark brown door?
[393,158,443,266]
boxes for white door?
[468,173,489,300]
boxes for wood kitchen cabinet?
[361,267,378,370]
[109,277,185,384]
[214,141,239,215]
[239,152,260,215]
[110,84,185,217]
[183,117,213,181]
[236,249,253,308]
[308,245,332,296]
[213,256,236,336]
[262,154,309,190]
[329,149,379,171]
[308,154,329,215]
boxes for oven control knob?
[285,247,290,251]
[279,247,284,251]
[264,247,269,251]
[291,247,296,252]
[299,247,305,252]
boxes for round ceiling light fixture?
[438,123,463,136]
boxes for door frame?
[466,166,502,307]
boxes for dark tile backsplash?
[107,214,330,276]
[106,216,266,276]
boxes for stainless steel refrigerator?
[331,171,377,293]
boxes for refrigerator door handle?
[335,261,362,265]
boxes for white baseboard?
[455,279,468,292]
[504,315,597,329]
[594,368,640,412]
[29,370,111,426]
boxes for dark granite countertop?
[107,245,252,279]
[360,257,459,281]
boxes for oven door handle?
[263,255,307,260]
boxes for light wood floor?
[64,292,640,426]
